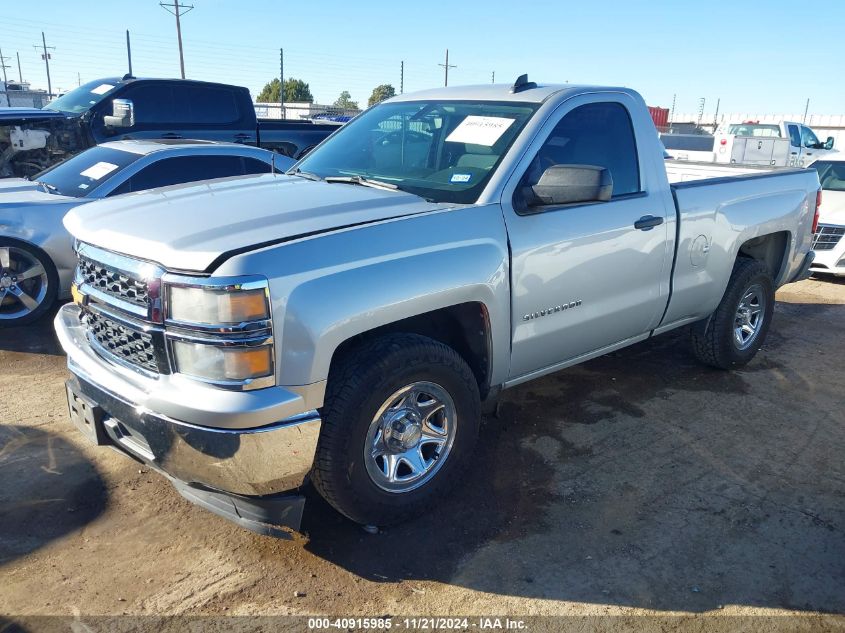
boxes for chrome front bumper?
[55,303,322,532]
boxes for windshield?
[44,79,119,114]
[294,100,539,204]
[727,124,781,138]
[812,161,845,192]
[33,146,141,197]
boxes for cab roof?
[387,82,633,105]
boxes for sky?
[1,0,843,116]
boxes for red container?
[648,106,670,131]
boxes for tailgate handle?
[634,215,664,231]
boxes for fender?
[214,203,512,402]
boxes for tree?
[333,90,359,110]
[368,84,396,107]
[256,77,314,103]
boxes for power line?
[32,31,55,98]
[438,49,456,87]
[159,0,194,79]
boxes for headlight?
[171,340,273,382]
[163,275,275,390]
[168,285,269,325]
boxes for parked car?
[714,120,836,167]
[55,78,818,534]
[0,139,292,326]
[808,156,845,277]
[0,76,340,178]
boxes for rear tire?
[312,333,481,526]
[690,258,774,369]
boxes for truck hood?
[0,107,69,124]
[819,190,845,226]
[64,174,449,272]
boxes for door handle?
[634,215,664,231]
[234,133,253,143]
[160,132,183,139]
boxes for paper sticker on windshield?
[80,162,118,180]
[78,183,89,190]
[445,116,515,146]
[450,173,472,183]
[90,83,114,95]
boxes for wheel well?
[329,302,492,398]
[737,231,789,280]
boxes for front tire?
[691,258,774,369]
[312,334,481,526]
[0,239,58,328]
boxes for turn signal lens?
[172,341,273,382]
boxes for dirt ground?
[1,277,844,631]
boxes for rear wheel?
[312,333,481,526]
[691,258,774,369]
[0,239,58,327]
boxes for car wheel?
[311,333,481,526]
[0,239,59,327]
[690,258,774,369]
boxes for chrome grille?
[82,308,159,374]
[78,256,149,307]
[812,225,845,251]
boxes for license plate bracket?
[66,381,108,446]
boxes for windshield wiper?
[34,180,58,194]
[324,175,398,191]
[287,168,322,181]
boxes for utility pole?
[491,71,495,84]
[0,48,11,106]
[33,32,55,98]
[712,97,720,132]
[77,72,81,87]
[126,30,133,76]
[279,48,284,113]
[160,0,193,79]
[400,60,404,94]
[669,93,676,131]
[438,49,456,87]
[802,98,810,124]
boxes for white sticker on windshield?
[78,183,89,190]
[445,116,515,146]
[90,83,114,95]
[450,173,472,183]
[80,161,118,180]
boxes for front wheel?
[691,258,775,369]
[311,334,481,526]
[0,239,58,328]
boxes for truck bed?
[665,159,790,184]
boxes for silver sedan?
[0,139,293,326]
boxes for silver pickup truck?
[55,77,819,534]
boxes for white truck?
[55,78,820,533]
[714,121,836,167]
[809,156,845,276]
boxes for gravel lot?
[1,277,844,631]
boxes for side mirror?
[526,164,613,207]
[825,136,835,150]
[103,98,134,128]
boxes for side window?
[120,84,175,125]
[120,156,246,193]
[523,102,640,201]
[243,157,273,174]
[801,126,820,149]
[172,85,241,125]
[787,125,802,148]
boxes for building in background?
[0,81,49,109]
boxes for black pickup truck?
[0,76,341,178]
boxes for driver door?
[502,96,675,379]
